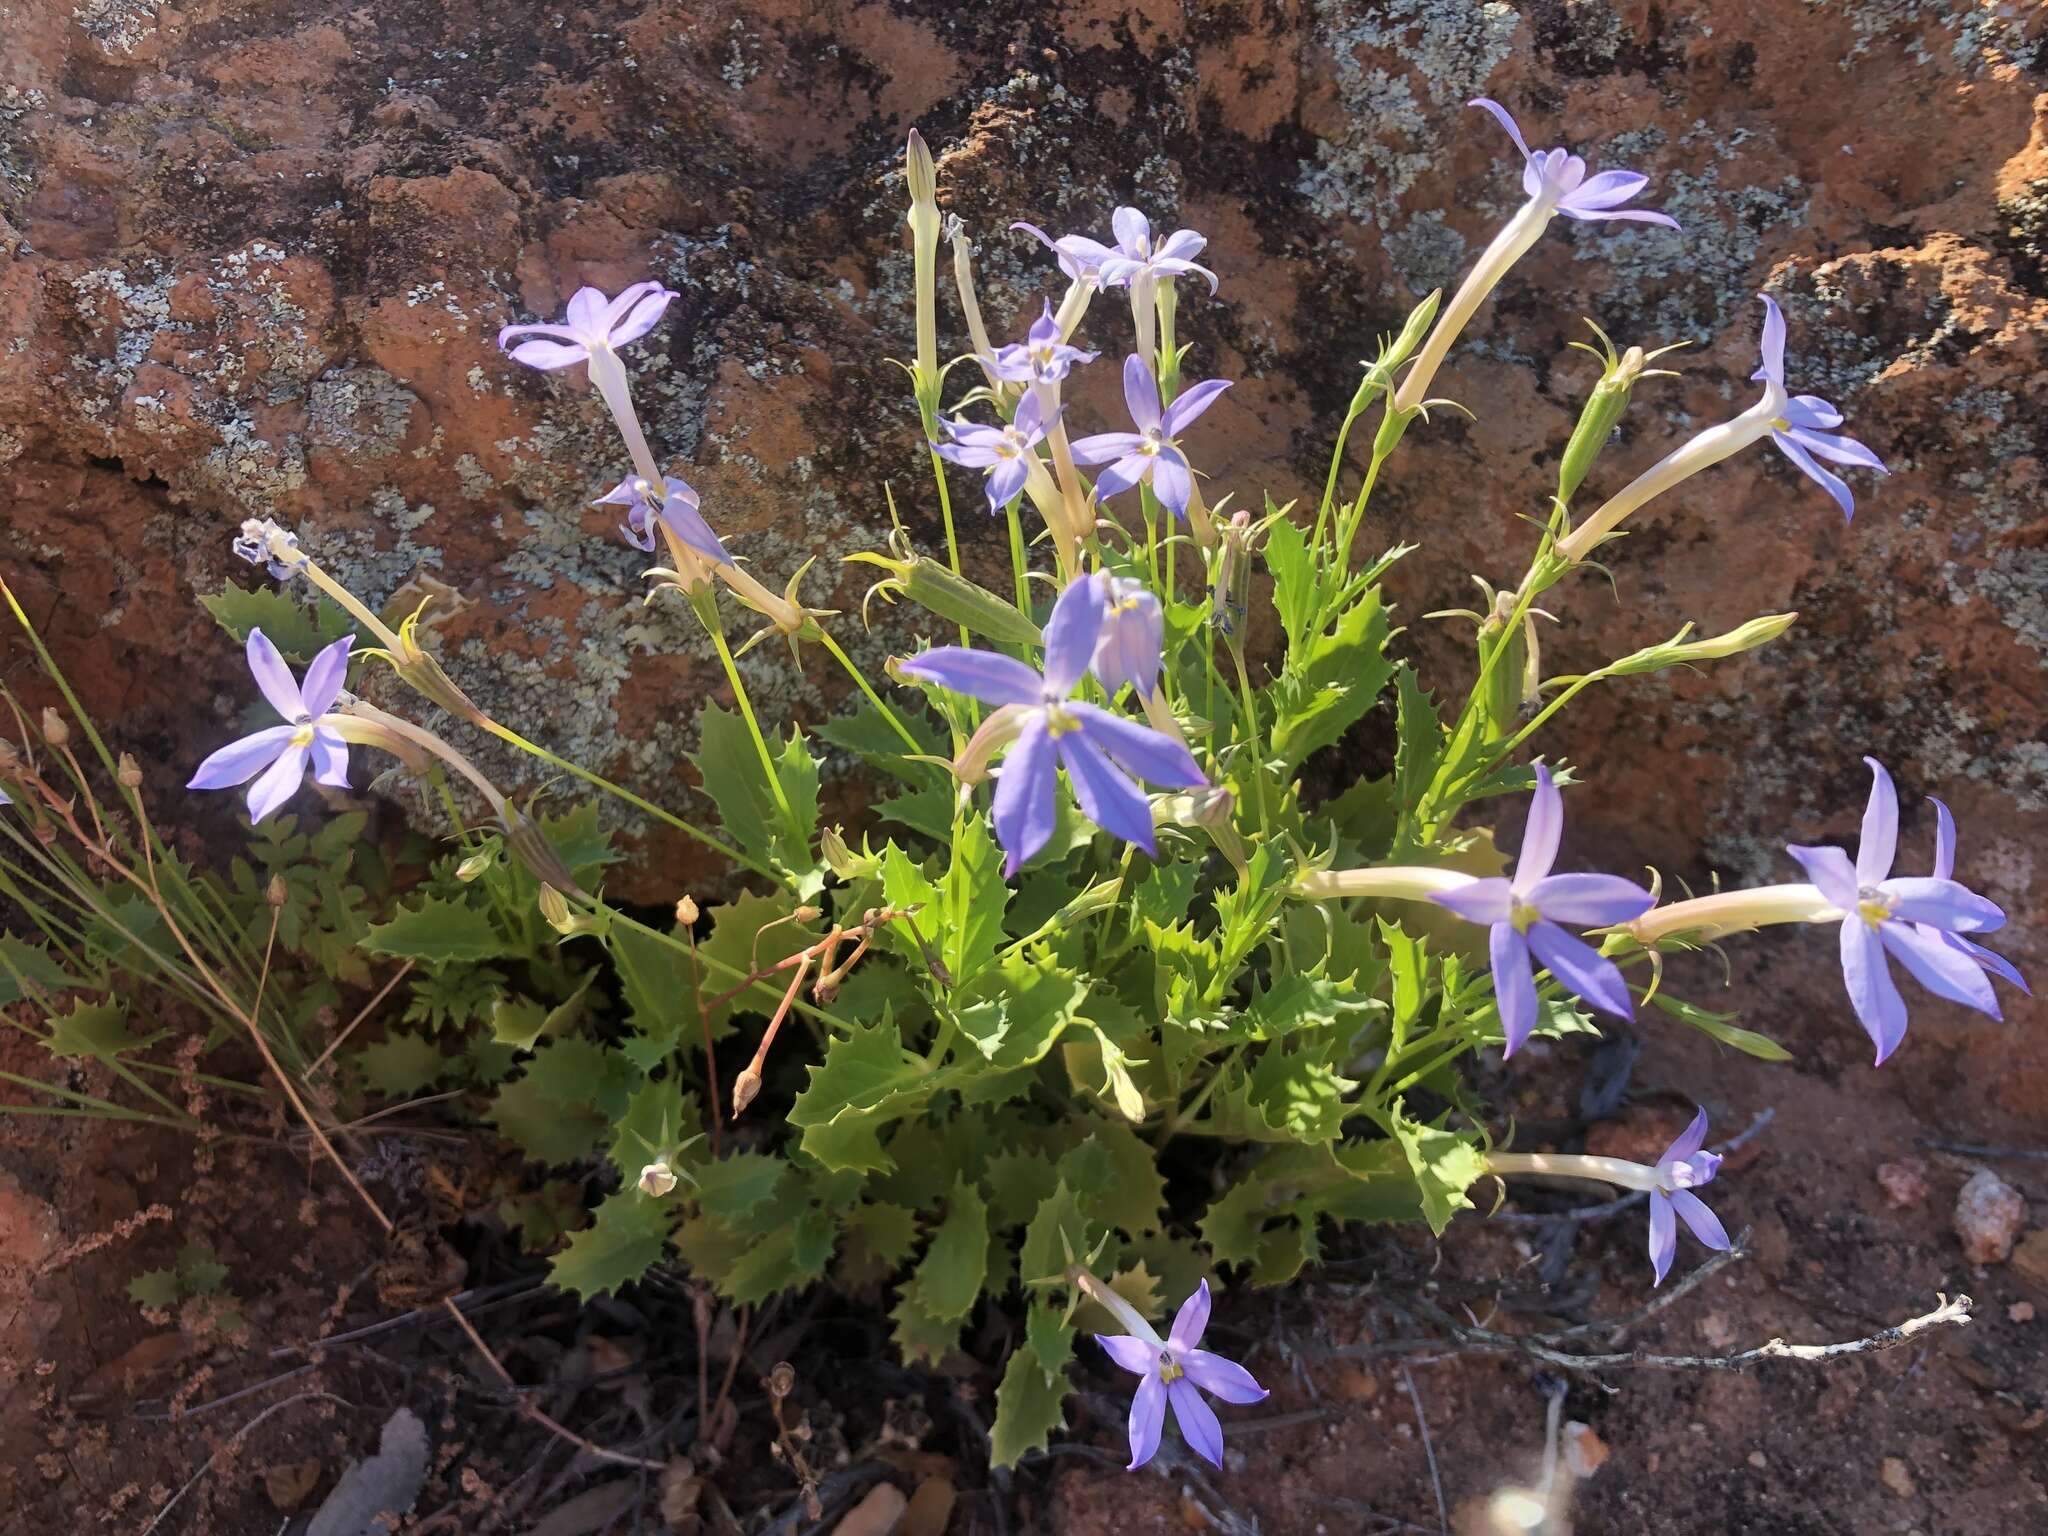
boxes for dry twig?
[440,1298,663,1471]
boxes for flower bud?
[1386,287,1443,372]
[820,827,879,880]
[39,708,69,749]
[638,1161,678,1198]
[675,894,700,926]
[537,883,597,937]
[849,543,1042,648]
[1557,322,1684,506]
[766,1361,797,1400]
[903,129,938,211]
[266,873,290,909]
[455,848,496,882]
[1607,613,1798,677]
[730,1065,763,1117]
[116,753,143,788]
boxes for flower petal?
[1428,876,1514,927]
[1491,923,1537,1056]
[1058,733,1157,857]
[1562,206,1681,230]
[1162,378,1231,438]
[1927,797,1957,883]
[1168,1279,1211,1351]
[1089,454,1151,503]
[298,634,356,719]
[1784,427,1886,473]
[1856,757,1898,884]
[1946,932,2030,995]
[245,628,305,722]
[1513,763,1562,891]
[564,287,608,333]
[605,283,676,347]
[1121,353,1163,433]
[1785,843,1861,910]
[1156,228,1208,264]
[496,322,582,349]
[1648,1190,1677,1287]
[187,725,298,790]
[1041,574,1108,696]
[1111,206,1151,258]
[1754,294,1786,388]
[1560,169,1649,209]
[309,728,351,789]
[1067,702,1205,788]
[1148,452,1194,519]
[1096,1333,1156,1377]
[660,497,735,567]
[1669,1189,1731,1253]
[1167,1378,1224,1468]
[985,456,1030,513]
[1180,1348,1268,1405]
[245,742,309,824]
[1880,921,2000,1019]
[1467,97,1534,161]
[1660,1107,1711,1166]
[1527,920,1635,1020]
[1772,431,1857,520]
[506,338,593,371]
[899,648,1045,707]
[992,717,1058,877]
[1527,872,1655,927]
[1127,1371,1166,1470]
[1879,877,2004,934]
[1091,583,1163,697]
[1779,393,1844,430]
[1839,917,1908,1064]
[1068,431,1149,466]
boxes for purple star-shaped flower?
[1091,576,1164,697]
[1470,98,1680,228]
[1923,798,2029,997]
[1787,758,2006,1064]
[933,392,1055,515]
[990,300,1099,387]
[1014,207,1218,294]
[497,281,678,371]
[1751,295,1889,520]
[1069,355,1230,519]
[1098,1281,1267,1469]
[188,629,354,823]
[898,573,1205,875]
[1646,1109,1732,1286]
[1428,764,1655,1055]
[594,473,732,564]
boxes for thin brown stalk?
[440,1298,663,1470]
[307,959,417,1075]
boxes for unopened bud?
[266,874,290,909]
[1608,613,1799,677]
[455,848,496,882]
[39,709,69,749]
[793,905,822,923]
[675,894,700,926]
[1557,322,1685,506]
[1386,287,1442,371]
[848,539,1042,647]
[730,1066,763,1118]
[767,1361,797,1400]
[638,1161,678,1198]
[536,883,573,931]
[820,827,879,880]
[904,129,938,211]
[117,753,143,788]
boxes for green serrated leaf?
[201,581,362,660]
[1269,586,1394,773]
[357,1028,446,1096]
[890,1290,963,1365]
[127,1268,183,1310]
[939,815,1009,989]
[1018,1179,1095,1289]
[44,998,162,1062]
[1381,1104,1487,1237]
[1200,1175,1276,1267]
[176,1243,229,1295]
[905,1179,989,1323]
[1025,1298,1076,1384]
[364,895,508,964]
[788,1019,930,1174]
[1648,991,1794,1061]
[540,802,621,887]
[840,1201,919,1288]
[489,1074,606,1165]
[691,704,821,878]
[989,1343,1068,1468]
[695,1152,788,1226]
[549,1189,671,1301]
[608,1075,693,1181]
[1392,662,1443,824]
[0,936,79,1007]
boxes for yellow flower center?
[1509,896,1540,934]
[1159,1356,1184,1385]
[1857,897,1892,928]
[1046,705,1081,739]
[290,724,317,748]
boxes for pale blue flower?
[1097,1281,1266,1469]
[497,281,678,370]
[1069,356,1230,518]
[1646,1109,1731,1286]
[1752,296,1888,520]
[188,630,354,823]
[595,474,731,564]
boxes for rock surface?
[1,3,2043,1137]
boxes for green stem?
[1227,641,1272,836]
[818,631,921,753]
[695,592,804,854]
[1004,498,1032,618]
[474,716,768,882]
[600,905,856,1037]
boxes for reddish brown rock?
[1876,1158,1931,1211]
[0,3,2041,1142]
[1955,1168,2028,1265]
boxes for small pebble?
[1954,1169,2027,1265]
[1747,1450,1768,1469]
[1876,1158,1930,1210]
[1881,1457,1916,1499]
[2009,1302,2035,1324]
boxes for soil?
[1,2,2044,1534]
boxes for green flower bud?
[1607,613,1799,677]
[849,537,1042,648]
[1557,320,1686,508]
